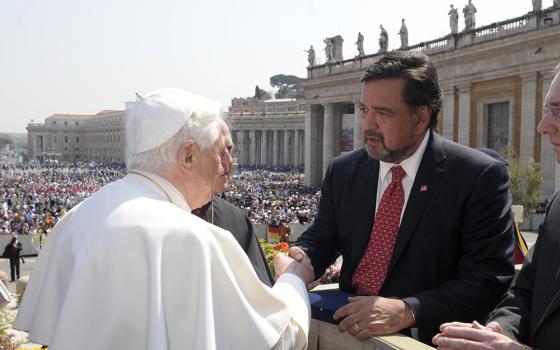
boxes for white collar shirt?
[376,131,430,222]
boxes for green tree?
[254,85,271,100]
[505,150,542,216]
[0,133,15,148]
[269,74,303,99]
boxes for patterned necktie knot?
[390,166,406,184]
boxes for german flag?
[268,226,281,242]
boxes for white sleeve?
[270,273,310,350]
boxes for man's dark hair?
[360,51,442,129]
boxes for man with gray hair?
[14,88,314,350]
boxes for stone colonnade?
[305,101,362,187]
[233,128,305,167]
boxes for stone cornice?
[299,71,362,90]
[432,29,560,68]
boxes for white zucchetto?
[126,88,221,154]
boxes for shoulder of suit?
[437,135,503,169]
[213,196,247,217]
[331,148,369,166]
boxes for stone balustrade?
[307,6,560,80]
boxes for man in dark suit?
[193,119,274,286]
[291,51,515,344]
[433,64,560,350]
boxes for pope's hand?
[287,246,306,262]
[274,250,314,288]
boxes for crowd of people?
[224,168,320,226]
[0,163,126,236]
[0,163,320,237]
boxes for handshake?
[273,246,315,289]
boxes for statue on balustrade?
[449,4,459,33]
[355,32,365,56]
[463,0,477,31]
[378,24,388,53]
[305,45,316,66]
[532,0,542,11]
[555,0,560,7]
[324,38,334,63]
[398,18,408,48]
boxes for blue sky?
[0,0,543,132]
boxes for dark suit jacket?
[209,196,275,287]
[296,131,515,343]
[489,189,560,350]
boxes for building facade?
[229,98,306,168]
[27,110,125,164]
[300,7,560,198]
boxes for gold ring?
[353,323,360,332]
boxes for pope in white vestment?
[14,171,310,349]
[14,89,311,350]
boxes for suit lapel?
[386,131,446,276]
[348,155,380,273]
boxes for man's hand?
[274,251,314,288]
[287,246,306,262]
[333,296,415,341]
[320,261,341,283]
[432,321,532,349]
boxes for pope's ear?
[178,140,196,171]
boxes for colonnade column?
[293,129,301,166]
[261,131,268,167]
[305,104,322,187]
[441,86,456,140]
[520,72,538,160]
[353,101,362,150]
[249,130,256,165]
[283,130,290,166]
[238,130,246,166]
[272,130,279,166]
[457,83,471,146]
[540,75,557,197]
[322,103,334,177]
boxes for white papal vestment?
[14,171,310,349]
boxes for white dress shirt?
[376,131,430,222]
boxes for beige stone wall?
[27,111,125,164]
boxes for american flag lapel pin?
[420,185,428,192]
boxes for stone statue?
[356,32,365,56]
[532,0,542,11]
[463,0,477,31]
[398,18,408,48]
[305,45,316,66]
[555,0,560,7]
[378,25,388,53]
[324,38,334,62]
[449,4,459,33]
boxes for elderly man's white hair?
[126,88,223,172]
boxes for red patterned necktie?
[352,166,406,295]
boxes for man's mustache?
[363,130,385,143]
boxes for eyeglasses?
[543,105,560,119]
